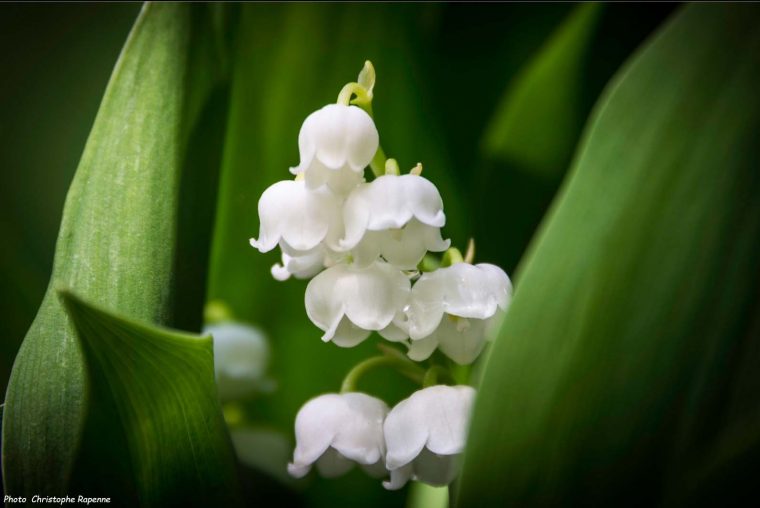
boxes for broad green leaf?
[2,3,227,497]
[482,3,602,179]
[469,5,675,273]
[0,3,141,397]
[459,3,760,505]
[59,290,241,506]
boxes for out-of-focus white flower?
[288,392,389,479]
[205,321,273,401]
[290,104,379,194]
[404,263,512,364]
[383,385,475,490]
[339,174,449,269]
[249,179,343,255]
[305,261,411,347]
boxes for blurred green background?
[0,3,683,506]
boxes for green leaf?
[0,4,141,396]
[59,290,241,506]
[459,3,760,505]
[2,3,227,497]
[481,3,602,179]
[469,5,675,274]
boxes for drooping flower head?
[249,179,343,256]
[291,104,379,194]
[270,246,335,282]
[383,385,476,490]
[288,392,389,479]
[340,174,450,270]
[405,262,512,364]
[305,261,411,347]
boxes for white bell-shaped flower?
[290,104,379,194]
[383,385,475,490]
[205,321,273,401]
[305,261,411,347]
[349,219,450,270]
[404,263,512,364]
[270,245,339,281]
[407,314,502,366]
[339,174,449,269]
[249,179,343,255]
[288,392,389,479]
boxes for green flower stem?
[340,355,425,393]
[336,82,386,177]
[449,362,472,385]
[370,145,387,178]
[423,365,453,387]
[336,67,387,178]
[337,82,372,109]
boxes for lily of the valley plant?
[248,61,513,490]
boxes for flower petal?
[476,262,514,311]
[304,266,345,341]
[424,385,475,456]
[342,263,411,331]
[312,104,350,170]
[407,263,512,340]
[347,230,386,269]
[331,317,372,348]
[330,392,389,466]
[412,448,461,487]
[271,247,327,281]
[290,394,345,472]
[304,158,366,194]
[315,447,355,478]
[250,179,342,253]
[291,104,378,174]
[289,392,388,479]
[270,263,292,282]
[382,464,413,490]
[384,392,432,471]
[305,262,411,339]
[378,321,408,343]
[340,175,446,251]
[384,385,475,472]
[381,220,450,270]
[406,272,447,340]
[433,316,488,366]
[406,335,439,362]
[344,105,380,171]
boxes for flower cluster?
[288,385,475,490]
[249,62,513,490]
[251,98,511,366]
